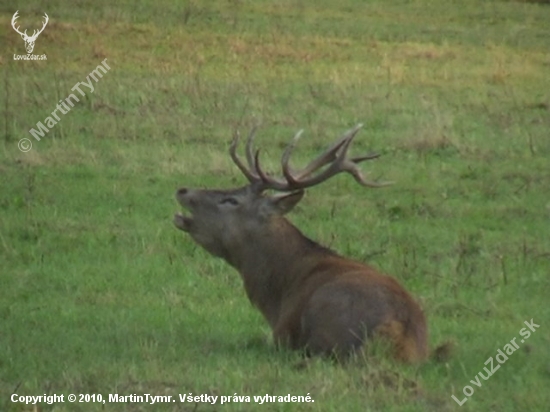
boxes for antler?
[11,11,48,39]
[230,124,392,192]
[11,11,25,37]
[32,13,49,39]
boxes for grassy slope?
[1,1,549,411]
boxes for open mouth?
[173,211,193,232]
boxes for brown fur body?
[175,187,428,362]
[174,125,428,362]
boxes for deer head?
[12,11,49,54]
[174,124,388,265]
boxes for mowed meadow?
[1,0,550,411]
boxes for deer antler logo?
[11,10,49,54]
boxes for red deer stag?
[174,124,428,362]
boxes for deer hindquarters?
[296,278,428,362]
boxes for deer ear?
[262,190,304,216]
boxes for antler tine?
[11,11,25,36]
[244,125,258,172]
[281,129,304,185]
[229,131,259,184]
[253,150,289,190]
[345,162,394,188]
[351,153,381,162]
[41,13,49,27]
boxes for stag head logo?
[11,11,49,54]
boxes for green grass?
[1,0,550,411]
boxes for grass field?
[1,1,550,411]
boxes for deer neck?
[224,216,333,327]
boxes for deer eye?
[219,197,239,206]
